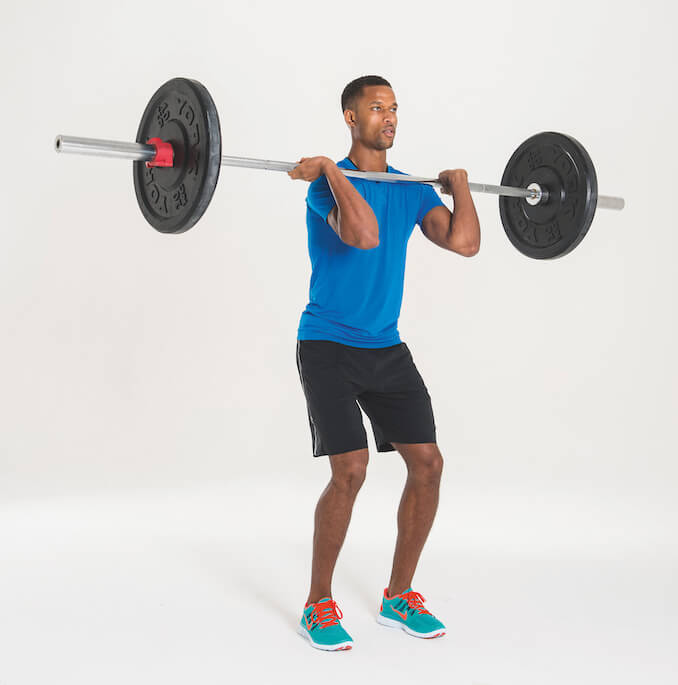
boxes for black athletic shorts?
[296,339,437,457]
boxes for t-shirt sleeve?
[416,184,446,226]
[306,173,367,224]
[306,175,337,224]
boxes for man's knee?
[329,448,369,493]
[396,443,444,481]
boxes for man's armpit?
[327,205,340,236]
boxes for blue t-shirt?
[297,157,445,348]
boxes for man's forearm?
[323,161,379,248]
[448,187,480,254]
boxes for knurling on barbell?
[54,76,625,259]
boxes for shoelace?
[398,590,433,616]
[307,599,344,629]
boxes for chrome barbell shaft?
[54,135,155,161]
[54,135,625,209]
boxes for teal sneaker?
[377,587,446,639]
[297,597,354,651]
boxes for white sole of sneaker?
[296,624,353,651]
[376,614,446,639]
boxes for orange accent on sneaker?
[392,607,407,620]
[304,598,344,630]
[389,590,433,616]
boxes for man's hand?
[438,169,470,196]
[287,156,334,182]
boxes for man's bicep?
[416,184,446,226]
[420,205,453,249]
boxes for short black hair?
[341,75,392,113]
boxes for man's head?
[341,75,397,150]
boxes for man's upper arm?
[307,175,340,236]
[307,173,367,240]
[416,184,445,222]
[420,205,454,250]
[416,184,453,249]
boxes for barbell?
[54,76,625,259]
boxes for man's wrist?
[450,179,471,197]
[321,158,337,175]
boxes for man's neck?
[347,146,388,173]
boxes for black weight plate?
[133,77,221,233]
[499,132,598,259]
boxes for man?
[288,75,480,651]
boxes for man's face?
[348,85,398,150]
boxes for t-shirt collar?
[344,157,391,173]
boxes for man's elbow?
[355,237,379,250]
[457,242,480,257]
[446,237,480,256]
[342,221,379,249]
[448,220,480,257]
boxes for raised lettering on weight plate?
[173,184,188,210]
[522,224,538,245]
[177,98,195,126]
[544,221,561,243]
[526,147,543,172]
[522,220,560,247]
[186,148,200,177]
[150,185,169,215]
[510,200,527,230]
[156,102,170,129]
[562,198,577,220]
[553,147,573,179]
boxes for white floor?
[1,477,676,685]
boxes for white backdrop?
[1,1,677,684]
